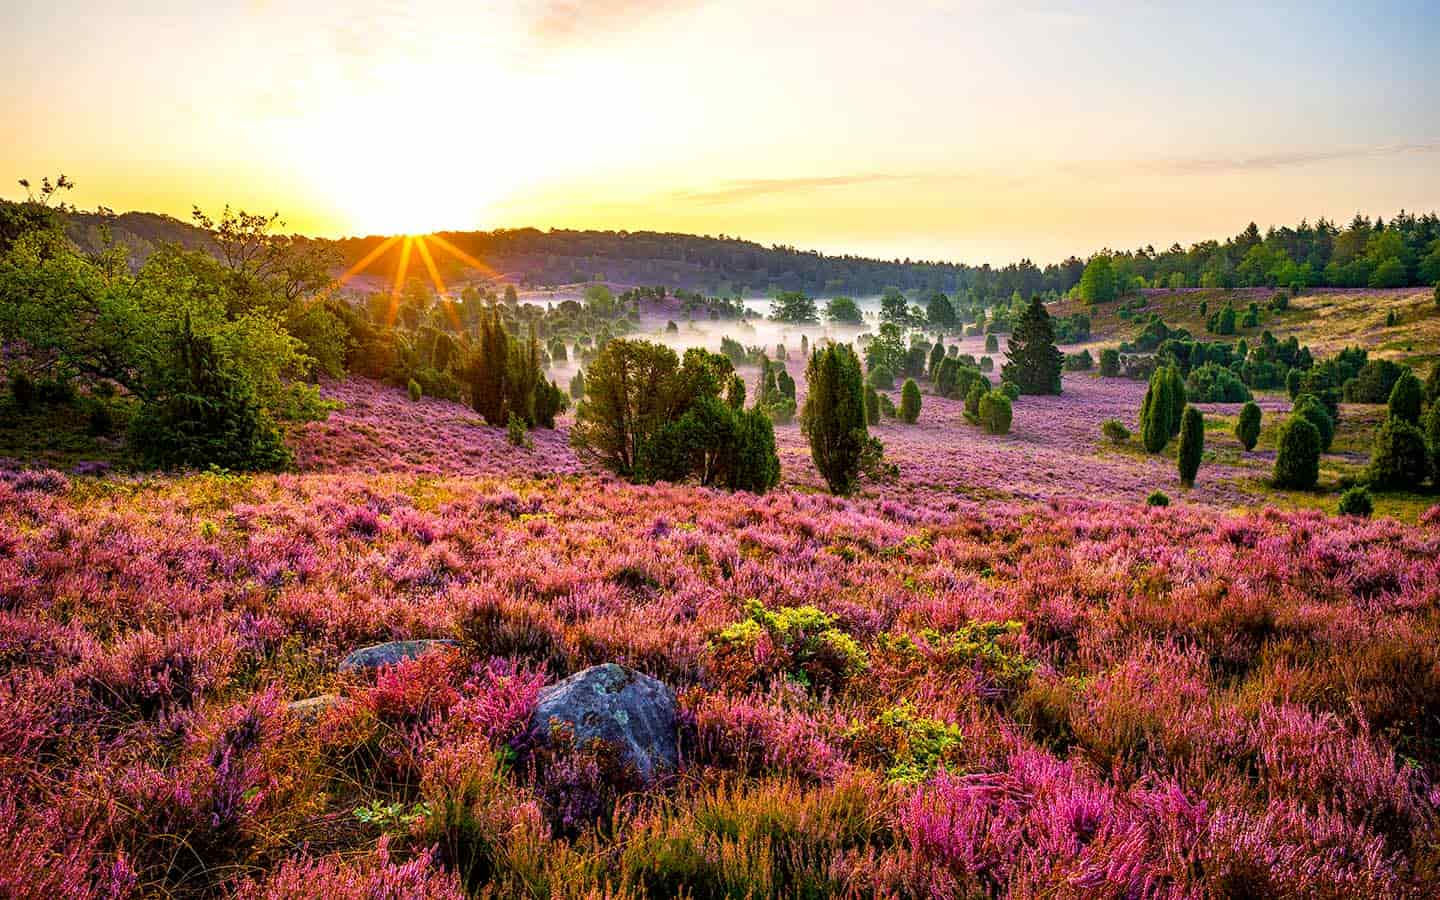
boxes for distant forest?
[45,204,1440,301]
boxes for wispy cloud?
[529,0,704,44]
[1088,142,1440,177]
[675,173,970,205]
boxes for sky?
[4,0,1439,266]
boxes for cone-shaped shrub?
[1274,414,1321,489]
[1165,365,1187,439]
[1177,406,1204,486]
[899,379,921,423]
[1236,401,1261,451]
[1139,368,1171,453]
[1388,370,1423,425]
[1368,417,1431,490]
[802,344,870,495]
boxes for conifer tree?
[1139,368,1171,453]
[1001,296,1063,395]
[802,344,872,495]
[1178,406,1204,486]
[899,378,921,423]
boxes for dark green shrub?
[964,382,984,418]
[85,399,114,436]
[1101,418,1130,444]
[407,378,423,402]
[1343,359,1405,404]
[1293,393,1334,453]
[1000,381,1021,401]
[1099,348,1120,377]
[1164,365,1187,438]
[1177,406,1204,486]
[1000,296,1063,395]
[1387,370,1423,424]
[864,384,880,425]
[899,379,921,423]
[1064,349,1093,371]
[1185,363,1251,402]
[1368,417,1430,490]
[569,368,586,401]
[1146,490,1170,507]
[1138,367,1171,453]
[878,392,897,418]
[1425,361,1440,405]
[867,366,894,390]
[978,390,1012,435]
[1273,415,1321,489]
[9,371,35,411]
[726,373,745,409]
[506,412,531,448]
[1338,486,1373,518]
[130,321,291,472]
[985,333,999,353]
[979,356,994,372]
[1235,401,1261,451]
[802,343,875,495]
[532,379,567,428]
[1427,402,1440,477]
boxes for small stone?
[338,639,458,674]
[528,663,678,783]
[287,694,339,721]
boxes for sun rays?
[334,232,499,326]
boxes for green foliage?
[1425,361,1440,405]
[1367,417,1430,490]
[1273,415,1321,489]
[1387,370,1424,424]
[999,381,1021,401]
[1344,359,1405,404]
[1185,363,1251,402]
[1138,367,1172,453]
[899,379,921,423]
[984,333,999,353]
[506,412,531,448]
[1000,296,1063,395]
[532,378,567,429]
[1063,349,1093,371]
[1207,303,1237,335]
[1164,365,1187,438]
[569,368,585,401]
[1099,347,1120,377]
[1146,490,1170,507]
[802,343,878,495]
[771,291,819,324]
[407,378,422,402]
[978,390,1012,434]
[866,366,894,390]
[863,384,880,426]
[1236,401,1262,451]
[1338,485,1374,518]
[1101,418,1130,444]
[1079,254,1117,303]
[1293,393,1335,453]
[711,600,867,693]
[864,323,906,380]
[825,296,863,324]
[129,318,291,472]
[846,701,963,784]
[1177,406,1204,487]
[726,373,746,410]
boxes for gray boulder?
[287,694,339,721]
[339,639,458,674]
[529,663,678,783]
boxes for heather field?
[4,368,1440,898]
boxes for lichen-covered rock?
[529,663,678,783]
[287,694,339,721]
[338,639,458,673]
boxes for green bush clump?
[710,600,867,693]
[1367,417,1430,491]
[899,378,921,423]
[1098,348,1120,377]
[978,390,1012,434]
[1293,393,1335,453]
[846,700,963,785]
[1177,406,1204,487]
[1387,370,1424,424]
[999,381,1021,401]
[407,378,423,402]
[1337,485,1373,518]
[1273,415,1321,489]
[867,366,894,390]
[1235,401,1262,451]
[1185,363,1251,402]
[1146,490,1170,507]
[1101,419,1130,444]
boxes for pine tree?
[1388,370,1423,424]
[1165,365,1187,439]
[468,307,511,425]
[1001,295,1063,395]
[1178,406,1204,486]
[802,344,871,495]
[1274,415,1321,489]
